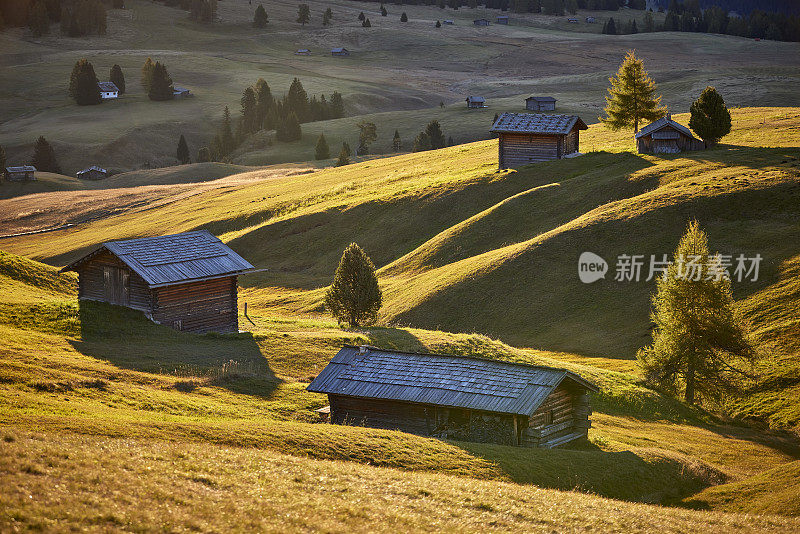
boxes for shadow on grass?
[70,300,281,399]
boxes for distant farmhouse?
[586,16,596,23]
[172,87,192,99]
[491,113,588,168]
[4,166,36,181]
[473,18,490,26]
[308,346,598,448]
[496,15,509,24]
[526,96,557,111]
[76,165,108,180]
[443,19,454,25]
[636,115,705,154]
[98,82,119,100]
[568,17,579,23]
[331,47,350,57]
[61,230,254,334]
[466,95,486,109]
[296,48,311,55]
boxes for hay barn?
[308,346,597,448]
[76,165,108,180]
[4,166,36,181]
[491,113,588,169]
[525,96,557,111]
[466,96,486,108]
[61,231,254,334]
[636,115,706,154]
[98,82,119,100]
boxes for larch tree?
[322,7,332,25]
[400,12,408,22]
[315,133,330,160]
[254,78,274,130]
[689,86,732,147]
[30,136,61,173]
[424,120,446,149]
[197,146,211,163]
[253,4,268,28]
[71,59,101,106]
[240,86,258,136]
[336,143,350,166]
[324,243,382,328]
[637,221,755,405]
[601,50,667,133]
[286,77,309,122]
[109,64,125,94]
[177,135,190,164]
[141,57,155,92]
[148,61,173,101]
[392,130,402,151]
[357,121,377,155]
[296,3,310,25]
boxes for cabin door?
[103,266,130,306]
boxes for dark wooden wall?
[151,276,239,334]
[521,383,592,448]
[526,101,556,111]
[637,128,705,154]
[329,394,433,435]
[76,251,151,311]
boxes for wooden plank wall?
[521,383,582,447]
[77,252,151,311]
[499,132,561,168]
[329,395,433,435]
[151,276,238,334]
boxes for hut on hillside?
[308,346,598,448]
[61,230,254,333]
[98,82,119,100]
[635,115,705,154]
[525,96,557,111]
[586,16,596,23]
[4,166,36,181]
[443,19,454,25]
[172,87,192,99]
[496,15,509,24]
[567,17,579,23]
[473,18,490,26]
[331,47,350,56]
[491,113,588,168]
[466,95,486,109]
[76,165,108,180]
[296,48,311,55]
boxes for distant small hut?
[567,17,579,23]
[98,82,119,100]
[473,18,490,26]
[76,165,108,180]
[525,96,557,111]
[308,345,598,448]
[443,19,454,25]
[496,15,509,24]
[296,48,311,55]
[331,47,350,57]
[61,230,255,334]
[585,16,596,23]
[4,166,36,181]
[172,87,192,99]
[466,96,486,109]
[635,115,705,154]
[491,112,588,169]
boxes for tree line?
[4,0,110,37]
[351,0,639,13]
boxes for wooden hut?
[491,113,588,169]
[635,115,705,154]
[331,47,350,57]
[473,18,490,26]
[308,346,598,448]
[496,15,509,24]
[443,19,454,25]
[585,16,596,23]
[172,87,192,99]
[61,230,254,333]
[4,166,36,181]
[76,165,108,180]
[296,49,311,55]
[98,82,119,100]
[525,96,557,111]
[466,96,486,109]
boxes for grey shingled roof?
[526,96,557,102]
[467,96,486,103]
[77,165,107,174]
[635,115,697,140]
[98,82,119,92]
[491,113,587,135]
[307,346,597,416]
[62,230,254,287]
[5,166,36,172]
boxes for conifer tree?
[253,4,268,28]
[435,20,441,28]
[212,106,236,159]
[197,146,211,163]
[324,243,382,327]
[381,4,387,16]
[358,11,365,21]
[141,57,155,92]
[362,17,371,27]
[342,141,351,158]
[689,86,731,147]
[240,86,258,136]
[109,64,125,94]
[286,77,309,122]
[413,131,430,152]
[605,17,617,34]
[322,7,332,25]
[0,144,5,173]
[357,121,377,155]
[315,133,330,160]
[392,130,402,151]
[601,50,667,132]
[400,12,408,22]
[336,144,351,166]
[148,61,173,101]
[329,91,345,118]
[254,78,273,130]
[28,0,49,36]
[177,135,190,164]
[30,136,61,173]
[276,112,302,142]
[71,59,101,105]
[296,3,310,25]
[643,11,654,32]
[637,221,754,405]
[424,120,446,149]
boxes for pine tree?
[643,10,654,32]
[214,106,236,158]
[324,243,382,327]
[358,11,365,21]
[286,77,309,122]
[329,91,345,118]
[342,141,351,158]
[254,78,273,130]
[148,61,173,101]
[240,86,258,136]
[71,59,101,106]
[276,112,302,142]
[637,221,754,405]
[689,86,731,147]
[141,57,155,92]
[336,144,350,166]
[315,133,330,160]
[357,121,377,154]
[424,120,446,149]
[30,136,61,173]
[109,64,125,94]
[605,17,617,34]
[392,130,402,151]
[400,12,408,22]
[601,50,667,132]
[177,135,190,164]
[28,0,49,36]
[296,3,310,25]
[413,131,431,152]
[380,4,387,16]
[253,4,268,27]
[197,146,211,163]
[323,7,332,25]
[435,20,441,28]
[362,17,371,27]
[0,144,5,173]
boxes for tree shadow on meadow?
[69,300,281,399]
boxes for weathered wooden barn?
[76,165,108,180]
[61,230,254,334]
[331,47,350,56]
[4,166,36,181]
[172,86,192,99]
[635,115,705,154]
[296,48,311,55]
[473,18,490,26]
[307,346,598,448]
[496,15,509,24]
[491,113,588,169]
[98,82,119,100]
[466,96,486,109]
[525,96,557,111]
[443,19,454,25]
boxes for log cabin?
[636,115,705,154]
[3,166,36,181]
[98,82,119,100]
[307,346,598,448]
[76,165,108,180]
[525,96,557,111]
[496,15,509,24]
[491,112,588,169]
[331,47,350,57]
[473,18,490,26]
[466,96,486,109]
[61,230,254,334]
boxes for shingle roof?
[98,82,119,92]
[307,346,597,416]
[467,96,485,102]
[5,166,36,172]
[491,113,587,135]
[62,230,254,287]
[331,47,349,53]
[526,96,557,102]
[635,115,697,140]
[77,165,107,175]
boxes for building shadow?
[70,300,280,398]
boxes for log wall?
[76,251,151,311]
[150,276,239,334]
